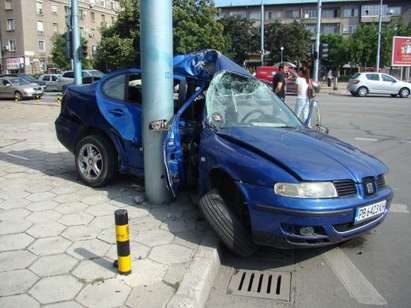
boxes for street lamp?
[313,0,322,82]
[280,46,284,63]
[376,0,383,72]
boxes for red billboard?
[392,36,411,66]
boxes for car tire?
[199,189,257,257]
[350,91,357,97]
[14,91,23,101]
[75,134,116,187]
[390,94,397,98]
[357,87,368,97]
[399,87,410,98]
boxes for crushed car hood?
[217,127,388,182]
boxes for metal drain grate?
[227,270,291,301]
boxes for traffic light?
[64,31,73,59]
[320,43,329,59]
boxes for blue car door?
[163,86,204,196]
[96,69,144,172]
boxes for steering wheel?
[240,109,266,123]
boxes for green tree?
[265,21,312,65]
[320,34,350,69]
[51,34,92,70]
[219,15,259,65]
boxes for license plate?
[354,200,386,224]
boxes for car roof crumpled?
[173,49,252,81]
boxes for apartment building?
[215,0,411,37]
[0,0,120,74]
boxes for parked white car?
[347,72,411,98]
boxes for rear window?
[63,72,74,78]
[352,73,360,79]
[366,74,380,81]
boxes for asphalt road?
[206,93,411,308]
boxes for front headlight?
[274,182,337,198]
[24,88,34,94]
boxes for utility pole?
[140,0,174,204]
[260,0,265,66]
[71,0,82,85]
[376,0,383,72]
[280,46,284,63]
[314,0,322,82]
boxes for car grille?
[376,174,385,189]
[333,180,357,197]
[333,215,381,232]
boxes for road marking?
[323,247,387,306]
[390,203,409,213]
[354,137,378,142]
[1,152,29,161]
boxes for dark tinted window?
[352,73,360,79]
[382,74,395,82]
[63,71,74,78]
[102,74,126,101]
[51,75,58,81]
[366,74,380,81]
[42,75,51,81]
[127,74,142,104]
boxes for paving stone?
[172,230,202,250]
[163,263,188,286]
[89,215,114,229]
[26,210,62,223]
[0,250,37,272]
[0,219,32,235]
[134,229,174,247]
[27,221,66,238]
[66,239,111,260]
[26,192,56,202]
[0,233,34,251]
[59,213,94,226]
[106,241,151,261]
[0,269,39,296]
[125,282,175,308]
[72,258,117,282]
[28,237,72,256]
[76,279,130,308]
[128,216,162,232]
[0,198,31,210]
[81,194,111,206]
[43,301,83,308]
[0,294,40,308]
[149,244,193,265]
[86,204,117,216]
[54,193,82,204]
[119,259,168,287]
[27,200,58,212]
[55,202,88,214]
[50,185,81,195]
[30,254,78,276]
[160,220,196,233]
[25,184,53,193]
[0,208,31,220]
[62,225,100,241]
[149,207,185,222]
[29,275,83,304]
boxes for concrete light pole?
[140,0,174,204]
[71,0,82,85]
[313,0,322,82]
[260,0,265,66]
[280,46,284,63]
[376,0,383,72]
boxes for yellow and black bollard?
[114,209,131,275]
[57,96,62,104]
[14,95,19,103]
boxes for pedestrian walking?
[272,63,289,101]
[295,67,310,121]
[327,69,333,87]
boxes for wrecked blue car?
[56,50,393,256]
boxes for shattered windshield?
[206,71,302,129]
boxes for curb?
[167,232,221,308]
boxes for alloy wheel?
[77,143,103,180]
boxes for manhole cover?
[227,270,291,301]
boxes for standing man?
[272,63,289,101]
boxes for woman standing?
[294,67,310,121]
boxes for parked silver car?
[347,72,411,98]
[0,76,43,100]
[38,74,72,92]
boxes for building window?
[7,19,15,31]
[323,9,339,18]
[51,4,58,14]
[36,1,43,15]
[111,16,115,24]
[362,5,388,17]
[7,40,16,52]
[101,14,106,27]
[80,9,86,20]
[388,7,401,16]
[343,8,359,17]
[80,27,85,37]
[5,0,12,10]
[303,23,316,34]
[38,40,45,51]
[52,23,58,33]
[303,9,317,18]
[248,11,260,20]
[342,25,357,34]
[286,10,300,19]
[37,21,44,33]
[92,45,97,56]
[91,11,95,22]
[321,23,339,34]
[64,6,70,16]
[229,10,246,18]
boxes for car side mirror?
[304,99,329,134]
[5,83,11,87]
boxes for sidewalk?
[320,82,350,96]
[0,102,220,308]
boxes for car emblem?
[366,182,374,194]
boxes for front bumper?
[239,182,393,248]
[24,91,43,98]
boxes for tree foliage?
[219,15,259,65]
[264,21,312,65]
[320,34,350,69]
[51,34,92,69]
